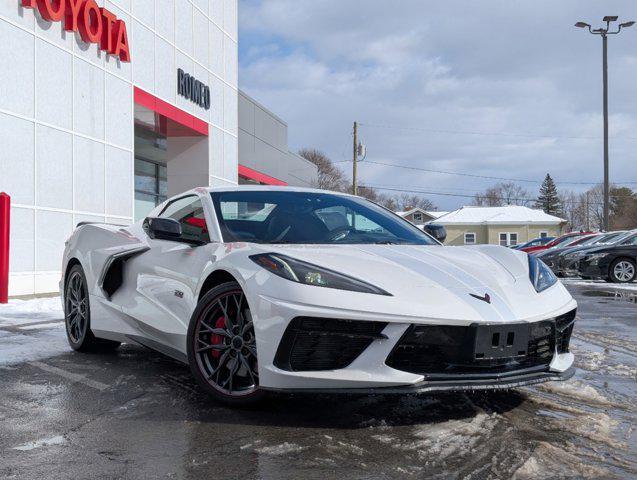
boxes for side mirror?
[143,217,182,241]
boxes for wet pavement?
[0,281,635,479]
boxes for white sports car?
[61,186,576,405]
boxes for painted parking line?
[29,361,110,391]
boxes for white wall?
[0,0,238,295]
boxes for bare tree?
[559,190,587,230]
[584,184,604,231]
[298,148,348,192]
[473,182,530,207]
[395,194,435,211]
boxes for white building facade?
[0,0,242,295]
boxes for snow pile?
[12,435,67,451]
[564,280,637,291]
[254,442,307,456]
[535,380,614,407]
[0,297,62,327]
[513,442,609,479]
[382,410,499,464]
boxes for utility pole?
[602,32,609,231]
[352,121,358,196]
[575,16,634,231]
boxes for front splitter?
[262,367,575,395]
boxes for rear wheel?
[609,258,636,283]
[64,264,120,352]
[187,282,264,406]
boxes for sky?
[237,1,637,210]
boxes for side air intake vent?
[99,246,149,299]
[274,317,388,371]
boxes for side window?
[465,232,476,245]
[159,196,210,243]
[622,235,637,246]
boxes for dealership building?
[0,0,317,296]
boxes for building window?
[539,231,549,238]
[464,232,476,245]
[412,212,423,223]
[134,158,167,221]
[499,232,518,246]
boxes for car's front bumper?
[252,293,577,392]
[262,365,575,394]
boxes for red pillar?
[0,193,10,303]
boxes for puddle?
[581,290,637,303]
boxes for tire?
[608,258,636,284]
[187,281,264,406]
[64,264,121,352]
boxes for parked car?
[513,236,555,250]
[537,233,605,274]
[577,234,637,283]
[551,231,630,277]
[422,223,447,243]
[60,186,577,405]
[522,232,592,254]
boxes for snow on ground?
[0,297,67,367]
[0,297,62,327]
[561,279,637,291]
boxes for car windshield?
[552,235,583,248]
[210,190,439,245]
[592,232,622,244]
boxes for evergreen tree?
[534,174,562,215]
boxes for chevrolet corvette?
[61,187,577,405]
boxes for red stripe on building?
[134,87,208,136]
[238,165,288,186]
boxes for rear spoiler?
[76,221,129,228]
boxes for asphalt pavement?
[0,281,635,479]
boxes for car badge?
[470,293,491,304]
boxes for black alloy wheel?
[64,264,120,352]
[187,281,264,405]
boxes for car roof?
[190,185,355,198]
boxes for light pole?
[575,17,634,231]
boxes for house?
[396,208,449,226]
[432,206,566,246]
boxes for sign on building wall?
[21,0,131,62]
[177,69,211,110]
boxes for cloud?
[239,0,637,209]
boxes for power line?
[359,122,637,142]
[359,159,637,186]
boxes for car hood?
[242,243,574,323]
[261,244,529,292]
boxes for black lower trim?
[262,366,575,394]
[126,334,188,364]
[274,317,388,371]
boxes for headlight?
[250,253,391,295]
[528,255,557,293]
[565,251,586,260]
[584,253,608,265]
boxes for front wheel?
[187,282,264,406]
[609,258,636,283]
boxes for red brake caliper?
[210,316,226,358]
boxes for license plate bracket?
[471,323,530,360]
